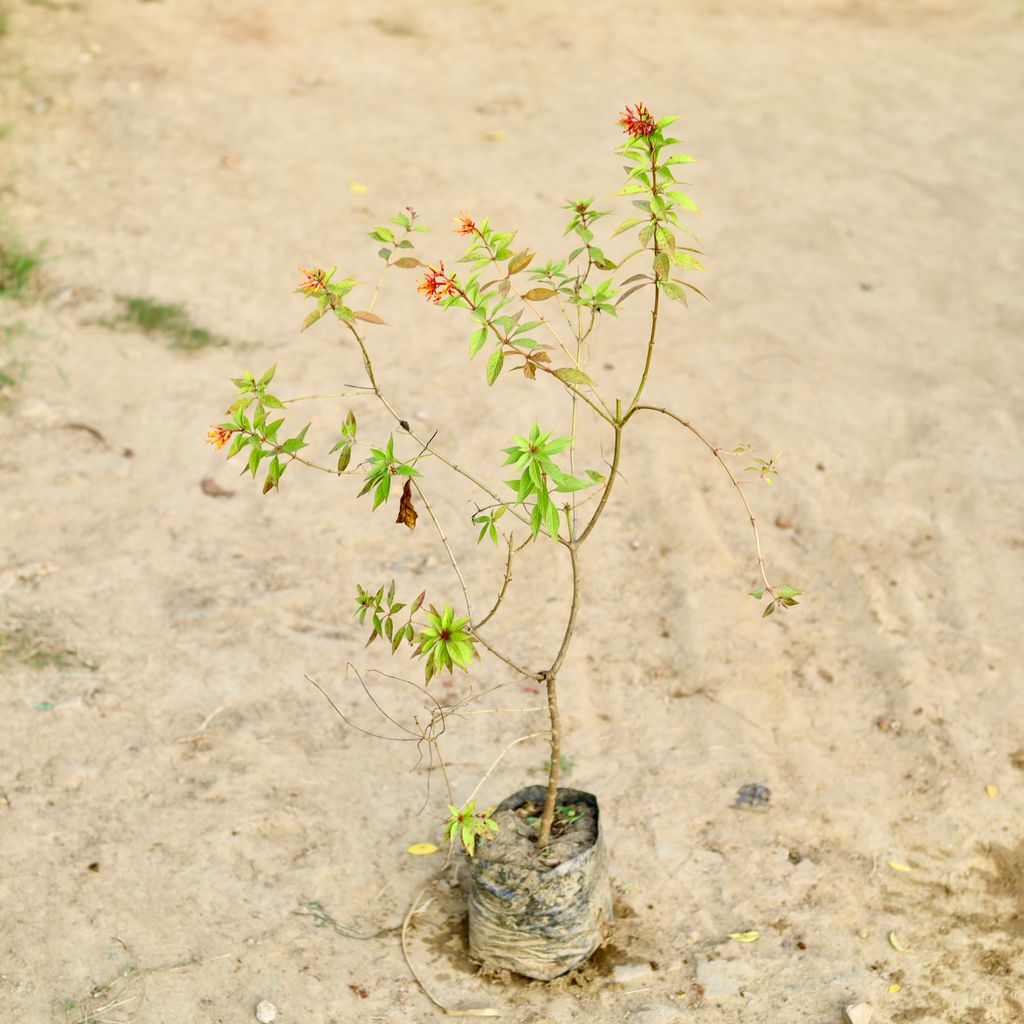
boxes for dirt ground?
[2,1,1023,1021]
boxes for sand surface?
[1,1,1023,1021]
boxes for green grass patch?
[0,620,97,672]
[0,228,43,301]
[113,296,230,350]
[0,321,26,404]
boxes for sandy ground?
[1,1,1023,1021]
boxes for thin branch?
[282,388,373,404]
[577,422,623,546]
[401,881,501,1017]
[627,404,776,595]
[412,480,474,619]
[304,673,417,743]
[463,732,550,808]
[473,534,514,629]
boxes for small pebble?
[844,1004,873,1024]
[732,783,771,809]
[255,1000,277,1023]
[611,962,654,984]
[774,514,792,529]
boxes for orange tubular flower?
[206,425,234,450]
[619,102,656,139]
[298,267,327,294]
[453,211,477,236]
[417,260,457,304]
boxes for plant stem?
[626,136,663,415]
[537,537,581,849]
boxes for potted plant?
[206,103,800,982]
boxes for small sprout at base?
[557,804,585,824]
[444,802,499,858]
[888,860,913,873]
[728,930,759,943]
[407,843,439,856]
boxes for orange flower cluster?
[206,425,234,450]
[298,267,327,294]
[417,260,457,304]
[453,211,477,236]
[619,102,656,138]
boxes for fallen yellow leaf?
[348,180,368,194]
[887,860,913,873]
[728,930,759,942]
[889,931,908,952]
[889,983,902,993]
[986,784,998,798]
[484,130,507,142]
[406,842,438,856]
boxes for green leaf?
[393,256,422,269]
[469,327,488,358]
[486,349,504,386]
[665,191,699,212]
[301,307,324,332]
[654,252,670,281]
[522,288,556,301]
[508,251,534,274]
[552,367,596,387]
[373,475,391,509]
[370,227,396,243]
[659,280,689,304]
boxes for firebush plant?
[207,103,801,855]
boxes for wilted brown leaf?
[396,479,417,529]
